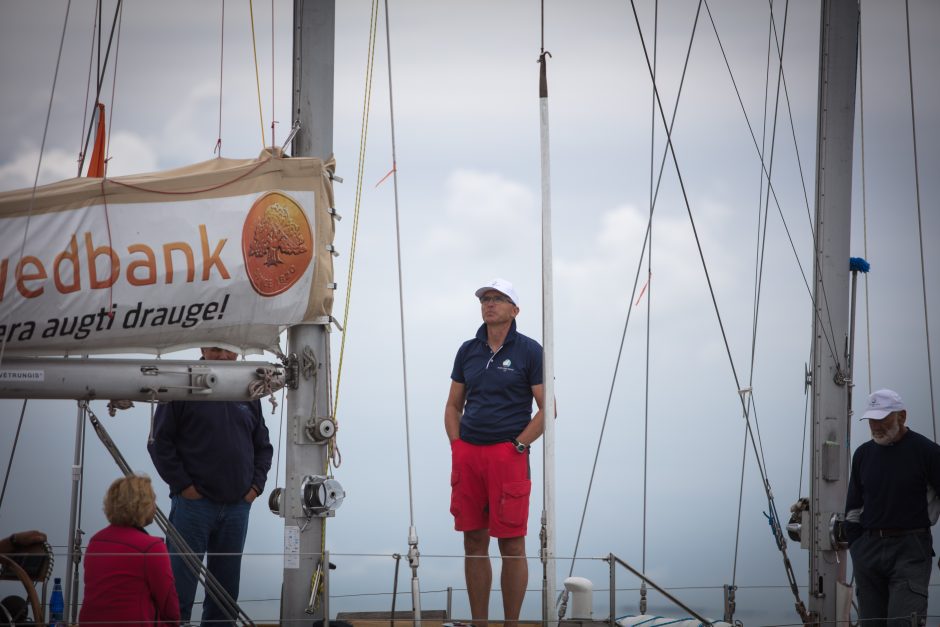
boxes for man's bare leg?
[498,536,527,623]
[465,529,491,624]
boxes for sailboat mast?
[283,0,335,623]
[807,0,859,624]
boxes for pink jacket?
[79,524,179,627]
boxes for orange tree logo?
[242,191,313,296]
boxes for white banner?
[0,155,335,355]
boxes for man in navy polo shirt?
[445,278,545,624]
[845,389,940,627]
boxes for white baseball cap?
[474,278,519,306]
[860,389,905,421]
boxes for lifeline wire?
[904,0,937,440]
[0,1,72,369]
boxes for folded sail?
[0,153,335,355]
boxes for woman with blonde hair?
[79,475,179,626]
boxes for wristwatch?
[511,437,529,454]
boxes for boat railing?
[605,552,713,627]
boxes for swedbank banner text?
[0,155,335,356]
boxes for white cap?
[474,278,519,306]
[860,389,905,421]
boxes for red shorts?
[449,439,532,538]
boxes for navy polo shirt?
[451,319,544,444]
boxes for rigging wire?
[271,0,276,147]
[629,0,810,619]
[0,1,73,369]
[381,1,424,617]
[76,0,124,177]
[731,425,748,586]
[67,401,89,624]
[564,0,704,587]
[215,0,226,156]
[381,0,417,532]
[248,0,268,149]
[858,13,872,395]
[641,0,659,580]
[904,0,937,440]
[316,0,381,607]
[331,0,380,428]
[273,385,287,487]
[701,0,842,372]
[797,356,811,497]
[104,1,125,175]
[77,2,99,169]
[734,2,778,588]
[0,400,28,512]
[734,0,791,588]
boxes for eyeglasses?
[479,295,512,305]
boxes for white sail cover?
[0,152,335,356]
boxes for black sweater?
[845,428,940,540]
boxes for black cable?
[0,400,28,512]
[76,0,124,176]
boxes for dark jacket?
[148,400,273,504]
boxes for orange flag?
[87,102,106,178]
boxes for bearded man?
[845,388,940,627]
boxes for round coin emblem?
[242,191,313,297]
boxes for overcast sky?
[1,1,938,624]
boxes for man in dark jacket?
[845,388,940,627]
[148,346,273,627]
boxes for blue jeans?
[850,531,933,627]
[168,495,251,626]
